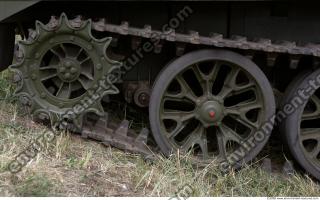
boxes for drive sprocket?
[9,13,120,130]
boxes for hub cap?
[57,58,81,82]
[196,100,224,127]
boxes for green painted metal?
[156,58,266,162]
[0,1,40,22]
[300,96,320,168]
[9,13,120,130]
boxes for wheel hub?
[57,58,81,82]
[197,100,224,127]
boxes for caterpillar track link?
[82,113,155,157]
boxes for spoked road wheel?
[281,69,320,180]
[149,49,275,168]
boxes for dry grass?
[0,70,320,197]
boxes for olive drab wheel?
[280,69,320,180]
[149,49,275,168]
[9,14,120,129]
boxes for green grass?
[15,174,53,197]
[0,69,319,196]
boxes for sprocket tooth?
[101,81,120,96]
[13,80,24,94]
[35,20,47,32]
[135,128,149,144]
[12,72,22,84]
[96,102,105,116]
[115,120,129,136]
[86,102,105,117]
[16,92,33,107]
[9,63,22,70]
[19,40,33,48]
[105,64,122,85]
[33,109,50,121]
[94,37,112,55]
[35,20,51,42]
[57,13,74,34]
[71,15,92,42]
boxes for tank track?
[20,14,320,160]
[37,15,320,73]
[56,15,320,58]
[82,113,155,158]
[91,19,320,57]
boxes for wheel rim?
[158,58,265,161]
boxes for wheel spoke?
[204,62,221,96]
[230,114,259,130]
[39,69,58,81]
[163,95,194,104]
[302,96,320,121]
[50,48,63,59]
[167,120,188,139]
[56,82,71,99]
[191,64,208,94]
[180,126,201,152]
[75,47,84,59]
[300,128,320,141]
[225,100,262,130]
[70,80,82,91]
[161,111,195,122]
[60,44,68,56]
[302,112,320,121]
[219,124,243,144]
[80,56,91,64]
[216,130,227,159]
[80,66,94,80]
[308,142,320,159]
[225,100,262,115]
[218,86,232,99]
[40,65,58,71]
[175,75,198,103]
[78,76,92,90]
[208,61,221,80]
[234,81,255,93]
[218,67,241,98]
[197,127,209,159]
